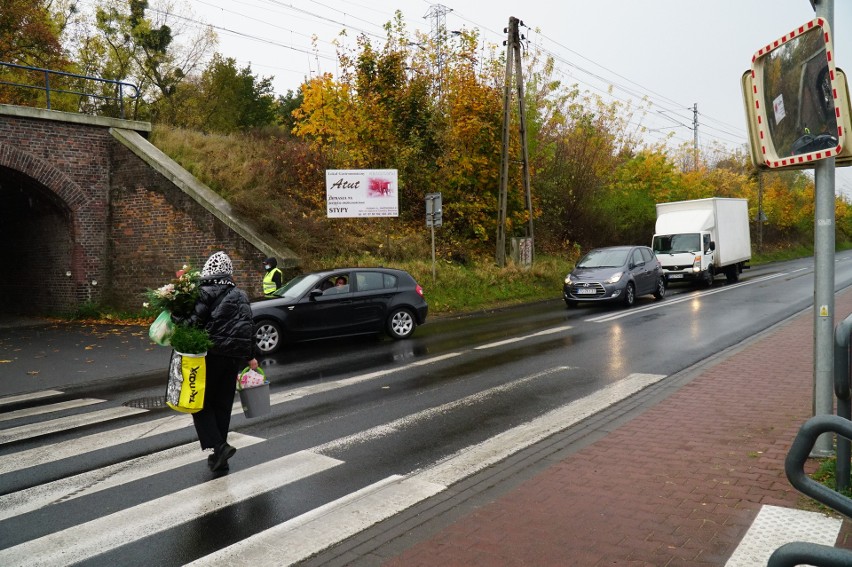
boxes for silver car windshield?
[577,249,629,268]
[273,274,321,298]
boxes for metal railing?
[0,61,139,119]
[768,415,852,566]
[767,317,852,565]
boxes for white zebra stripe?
[0,398,105,423]
[0,450,342,567]
[0,432,264,521]
[0,406,148,445]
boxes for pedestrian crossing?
[0,368,667,565]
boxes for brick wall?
[108,140,265,310]
[0,111,267,315]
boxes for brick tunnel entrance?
[0,166,75,316]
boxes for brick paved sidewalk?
[377,290,852,566]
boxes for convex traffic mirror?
[742,18,852,169]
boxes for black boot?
[210,443,236,472]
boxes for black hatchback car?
[251,267,428,354]
[563,245,665,308]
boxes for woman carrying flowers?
[174,251,258,473]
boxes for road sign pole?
[812,0,836,457]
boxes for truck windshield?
[653,233,701,254]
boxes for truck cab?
[652,231,715,286]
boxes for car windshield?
[653,233,701,254]
[272,274,321,298]
[576,249,628,268]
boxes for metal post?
[431,223,436,281]
[833,316,852,491]
[812,0,836,457]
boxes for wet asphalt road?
[3,254,852,565]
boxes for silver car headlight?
[564,274,573,285]
[605,271,624,284]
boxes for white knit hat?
[202,251,233,277]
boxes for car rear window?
[355,272,389,291]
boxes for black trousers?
[192,354,241,450]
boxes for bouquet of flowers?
[144,265,201,319]
[145,265,211,354]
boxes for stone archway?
[0,146,89,315]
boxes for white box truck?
[651,198,751,286]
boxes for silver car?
[563,245,666,308]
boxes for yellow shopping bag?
[165,350,206,413]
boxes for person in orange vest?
[262,257,283,295]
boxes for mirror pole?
[812,0,836,457]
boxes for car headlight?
[605,271,624,284]
[564,274,572,285]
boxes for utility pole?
[693,103,699,170]
[496,16,533,267]
[496,18,514,267]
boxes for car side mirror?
[709,241,716,252]
[309,289,323,300]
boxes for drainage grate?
[124,396,168,409]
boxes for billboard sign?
[325,169,399,218]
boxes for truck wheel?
[653,277,666,300]
[622,283,635,307]
[701,268,714,288]
[725,265,740,282]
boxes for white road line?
[0,451,343,567]
[0,412,194,475]
[188,475,445,567]
[588,273,788,323]
[270,352,464,404]
[0,406,149,445]
[0,390,64,408]
[420,372,667,485]
[0,353,465,473]
[189,372,667,566]
[474,325,572,350]
[0,433,265,521]
[313,366,571,453]
[725,505,841,566]
[0,398,105,423]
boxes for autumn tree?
[0,0,72,107]
[71,0,213,119]
[170,54,276,133]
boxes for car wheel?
[565,299,577,308]
[387,308,416,339]
[622,282,635,307]
[653,277,666,300]
[254,320,282,355]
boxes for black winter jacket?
[187,280,255,359]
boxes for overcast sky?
[158,0,852,195]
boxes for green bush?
[169,325,213,354]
